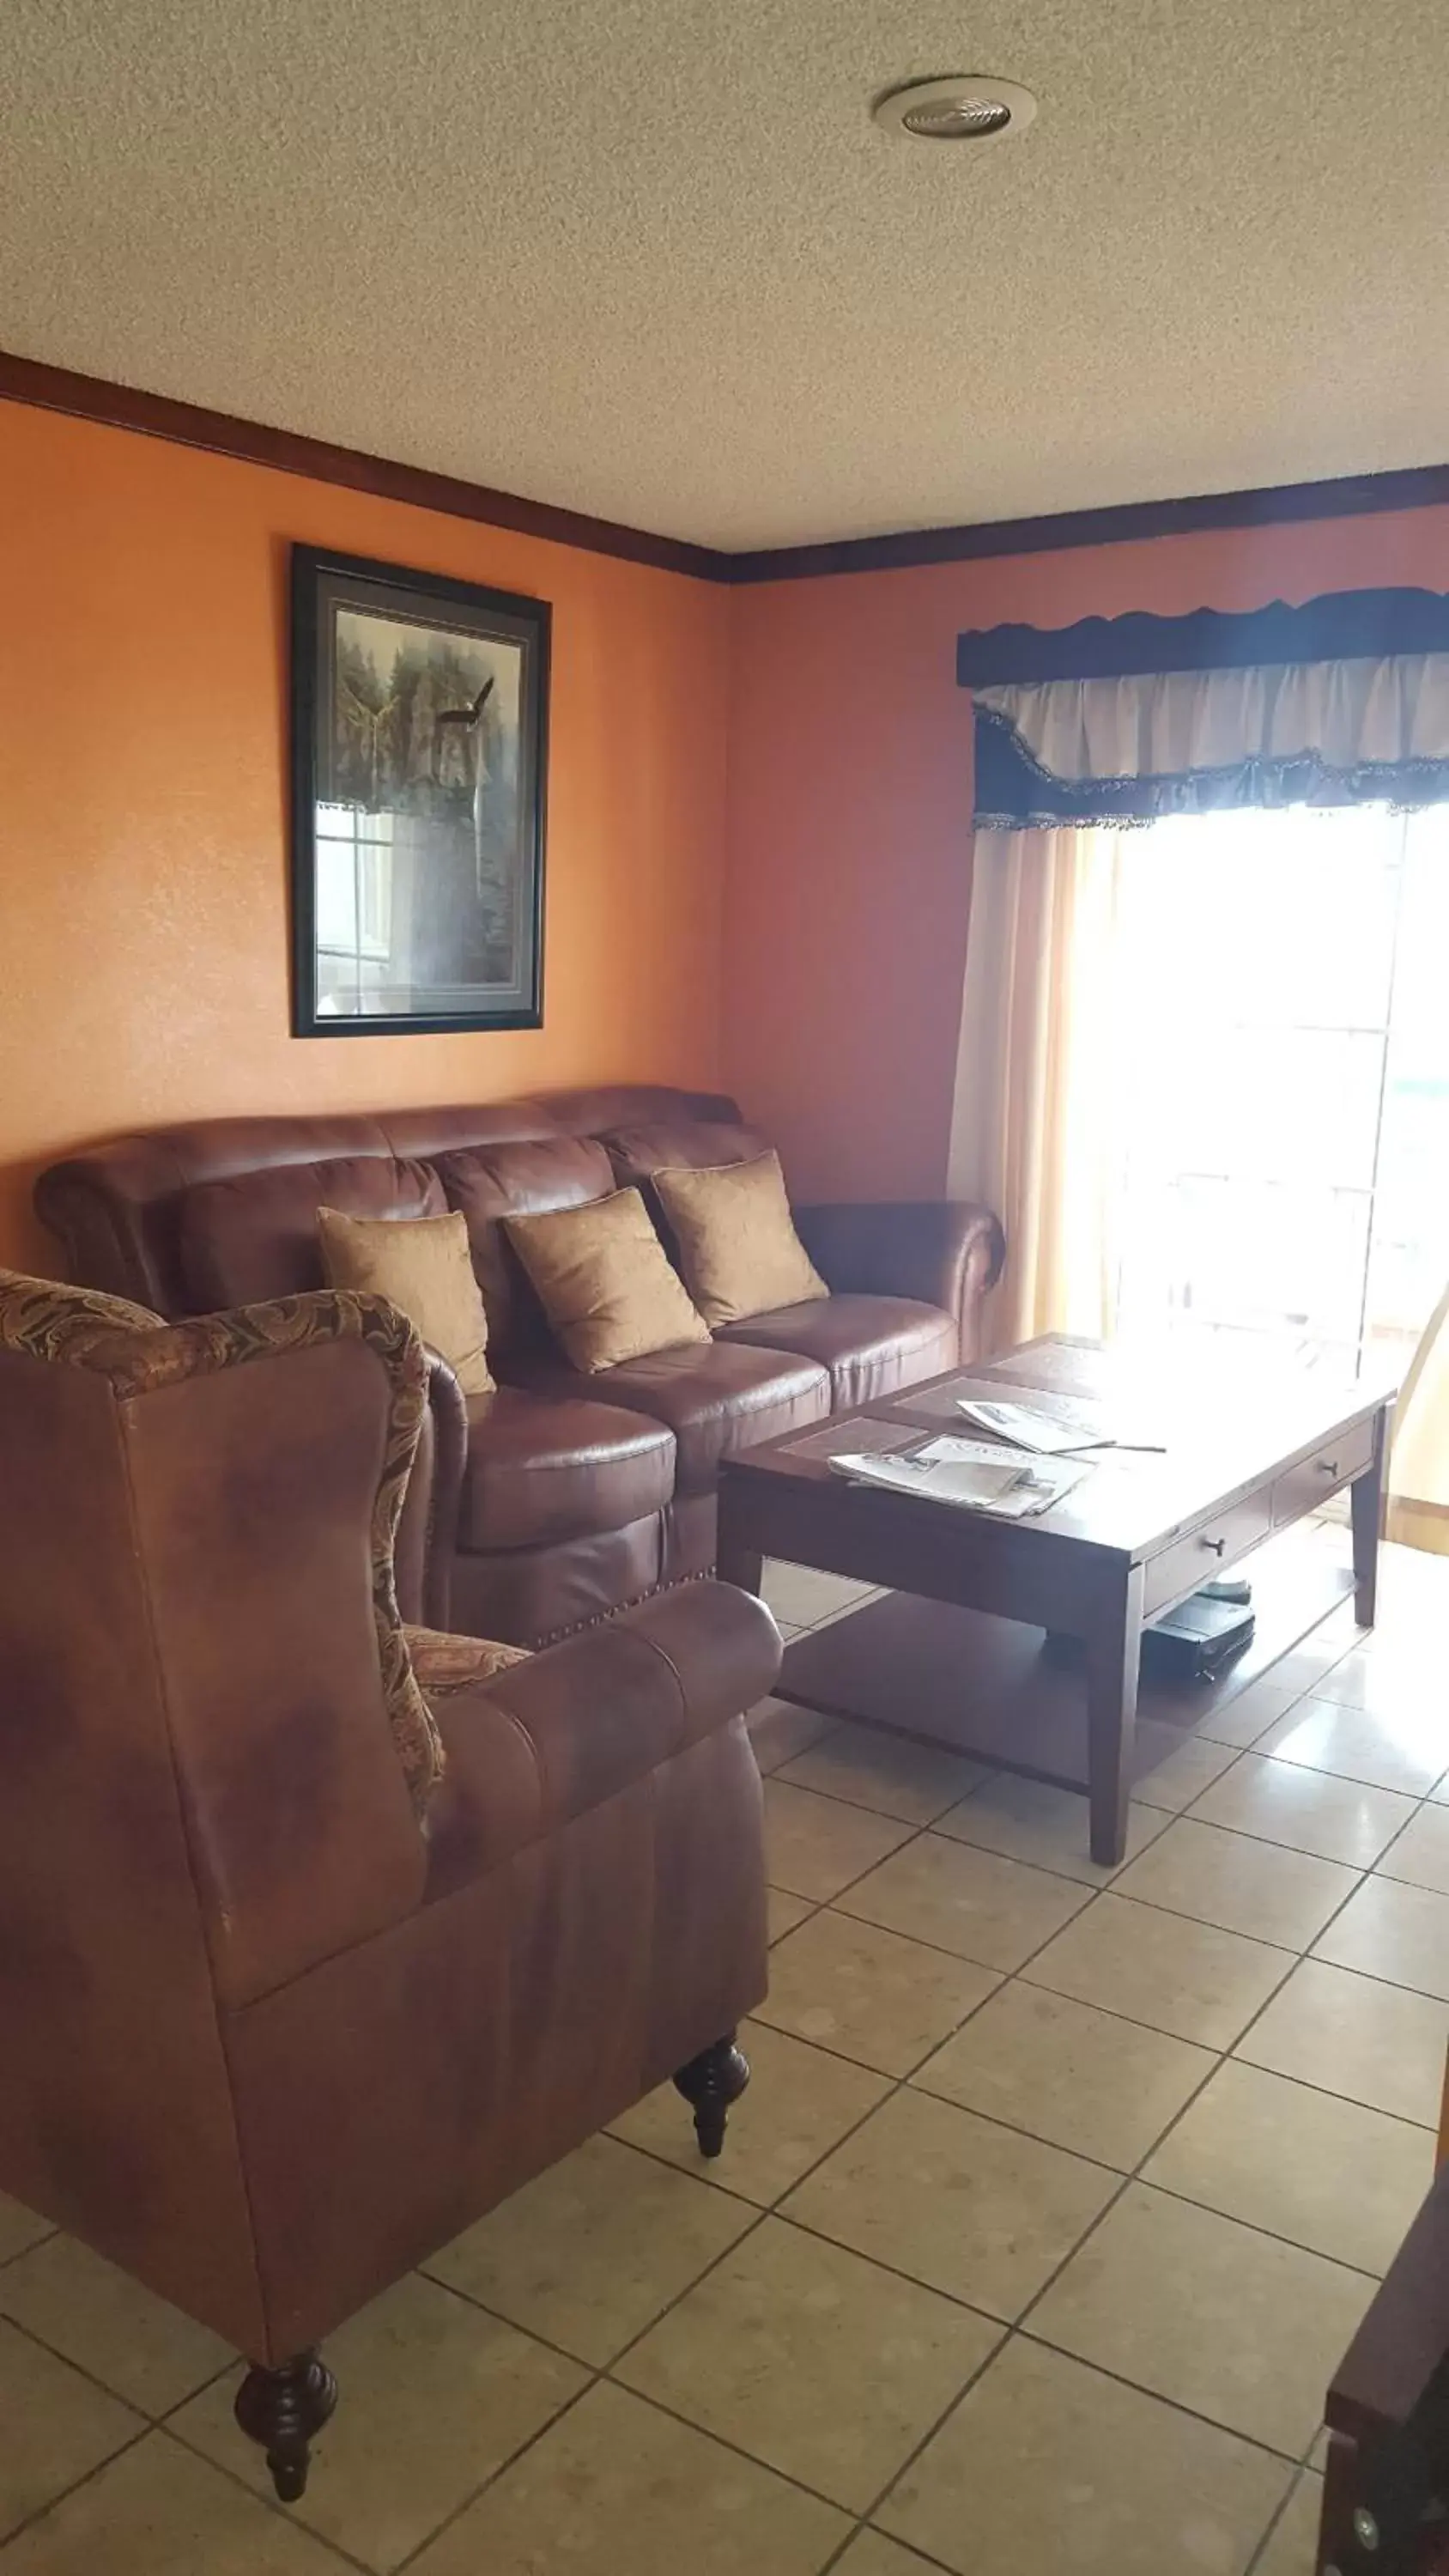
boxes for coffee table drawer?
[1143,1495,1275,1618]
[1271,1418,1375,1527]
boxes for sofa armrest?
[794,1200,1005,1360]
[393,1346,469,1630]
[423,1581,781,1894]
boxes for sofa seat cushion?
[718,1293,957,1409]
[519,1340,830,1494]
[461,1386,676,1553]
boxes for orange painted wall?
[8,390,1449,1275]
[723,506,1449,1201]
[0,401,730,1273]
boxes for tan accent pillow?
[503,1188,711,1374]
[317,1206,494,1396]
[651,1151,828,1328]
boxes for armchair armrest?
[423,1581,782,1895]
[393,1345,469,1629]
[794,1200,1005,1360]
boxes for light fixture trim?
[871,74,1038,144]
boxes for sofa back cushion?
[34,1087,749,1320]
[602,1120,772,1192]
[548,1085,740,1139]
[433,1136,616,1370]
[179,1155,446,1313]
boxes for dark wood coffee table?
[718,1335,1392,1865]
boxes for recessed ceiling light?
[871,75,1038,143]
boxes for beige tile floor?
[1,1541,1446,2573]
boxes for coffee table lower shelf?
[773,1525,1355,1812]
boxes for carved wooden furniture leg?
[234,2351,338,2501]
[673,2031,750,2158]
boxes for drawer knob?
[1318,1459,1339,1477]
[1202,1535,1226,1556]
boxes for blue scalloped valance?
[958,589,1449,826]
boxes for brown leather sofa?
[0,1270,779,2499]
[35,1084,1004,1644]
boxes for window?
[1110,805,1449,1384]
[314,805,395,1017]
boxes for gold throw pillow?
[317,1206,494,1396]
[503,1188,711,1374]
[651,1151,828,1328]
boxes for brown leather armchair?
[0,1271,779,2501]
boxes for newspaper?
[954,1396,1109,1455]
[828,1434,1090,1519]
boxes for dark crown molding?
[3,347,1447,586]
[723,463,1449,584]
[0,349,720,581]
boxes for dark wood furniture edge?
[1319,2166,1449,2575]
[1328,2169,1449,2446]
[730,1387,1391,1577]
[722,1364,1388,1870]
[769,1561,1353,1736]
[0,349,719,581]
[4,349,1445,586]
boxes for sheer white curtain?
[949,809,1449,1559]
[946,824,1131,1352]
[953,649,1449,1544]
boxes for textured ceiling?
[3,0,1447,550]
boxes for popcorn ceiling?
[1,0,1444,550]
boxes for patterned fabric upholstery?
[0,1270,163,1356]
[403,1625,530,1698]
[0,1270,446,1817]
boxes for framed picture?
[289,545,549,1036]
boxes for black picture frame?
[289,544,549,1036]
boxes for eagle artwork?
[433,677,498,895]
[294,548,548,1035]
[327,611,526,1003]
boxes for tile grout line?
[781,1893,1325,2563]
[417,1573,1436,2567]
[0,2306,231,2436]
[386,2372,605,2576]
[0,2421,157,2563]
[606,1865,1327,2516]
[746,1590,1440,2506]
[676,1792,1430,2497]
[151,2416,379,2574]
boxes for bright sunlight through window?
[1110,805,1449,1384]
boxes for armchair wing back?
[0,1270,779,2500]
